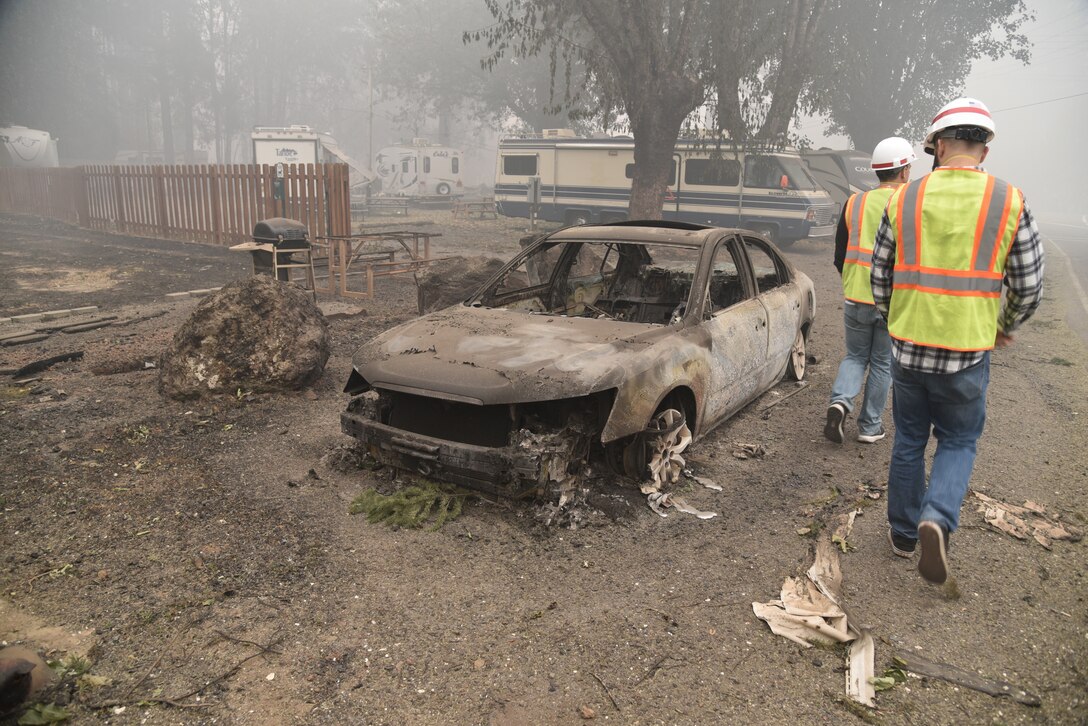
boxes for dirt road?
[1,212,1085,725]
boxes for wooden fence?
[0,163,351,246]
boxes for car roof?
[547,221,750,247]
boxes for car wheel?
[631,407,687,485]
[435,182,452,196]
[786,329,807,381]
[566,211,591,226]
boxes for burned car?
[341,221,814,498]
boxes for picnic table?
[452,197,498,220]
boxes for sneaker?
[824,403,846,444]
[857,427,887,444]
[917,521,949,584]
[888,529,916,558]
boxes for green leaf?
[869,676,898,691]
[18,703,70,724]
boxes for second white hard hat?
[871,137,916,172]
[923,97,995,154]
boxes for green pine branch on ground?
[349,481,472,531]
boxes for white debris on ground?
[753,515,876,708]
[972,491,1083,549]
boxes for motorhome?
[0,126,59,168]
[374,139,463,198]
[494,132,837,245]
[251,125,374,188]
[801,148,878,210]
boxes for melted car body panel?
[342,222,815,496]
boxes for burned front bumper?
[341,411,558,499]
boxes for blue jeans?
[829,302,892,436]
[887,353,990,539]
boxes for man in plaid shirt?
[870,97,1044,584]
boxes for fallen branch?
[591,672,621,712]
[894,651,1041,706]
[212,630,284,655]
[760,382,810,412]
[11,351,84,379]
[89,631,284,711]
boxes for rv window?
[503,155,537,176]
[423,156,431,173]
[743,156,787,189]
[684,158,740,187]
[402,160,409,173]
[452,157,459,174]
[745,155,819,190]
[625,162,677,185]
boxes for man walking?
[870,97,1044,584]
[825,137,915,445]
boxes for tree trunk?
[759,0,827,140]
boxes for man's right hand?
[995,330,1014,347]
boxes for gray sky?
[799,0,1088,223]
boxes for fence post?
[75,167,91,227]
[210,165,223,245]
[153,166,168,238]
[111,166,126,233]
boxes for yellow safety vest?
[884,168,1022,351]
[841,187,896,304]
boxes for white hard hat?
[871,137,916,172]
[923,97,995,154]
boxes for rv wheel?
[436,182,452,196]
[751,224,778,244]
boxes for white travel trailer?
[495,132,838,245]
[0,126,59,168]
[251,125,374,187]
[374,139,463,197]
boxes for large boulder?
[159,276,330,399]
[416,255,506,315]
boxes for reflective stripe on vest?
[841,187,895,304]
[885,169,1022,351]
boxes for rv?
[374,139,463,198]
[801,149,878,210]
[0,126,59,168]
[251,125,374,188]
[494,132,837,245]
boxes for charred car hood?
[352,306,671,404]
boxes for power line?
[991,90,1088,113]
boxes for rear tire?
[786,329,807,381]
[436,182,452,196]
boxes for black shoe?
[824,403,846,444]
[918,521,949,584]
[888,529,916,558]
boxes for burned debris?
[158,275,330,400]
[341,221,815,505]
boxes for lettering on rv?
[276,147,299,158]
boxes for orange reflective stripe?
[970,175,995,272]
[988,185,1017,271]
[913,175,928,267]
[894,186,907,266]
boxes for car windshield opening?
[478,240,702,325]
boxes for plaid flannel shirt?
[870,170,1045,374]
